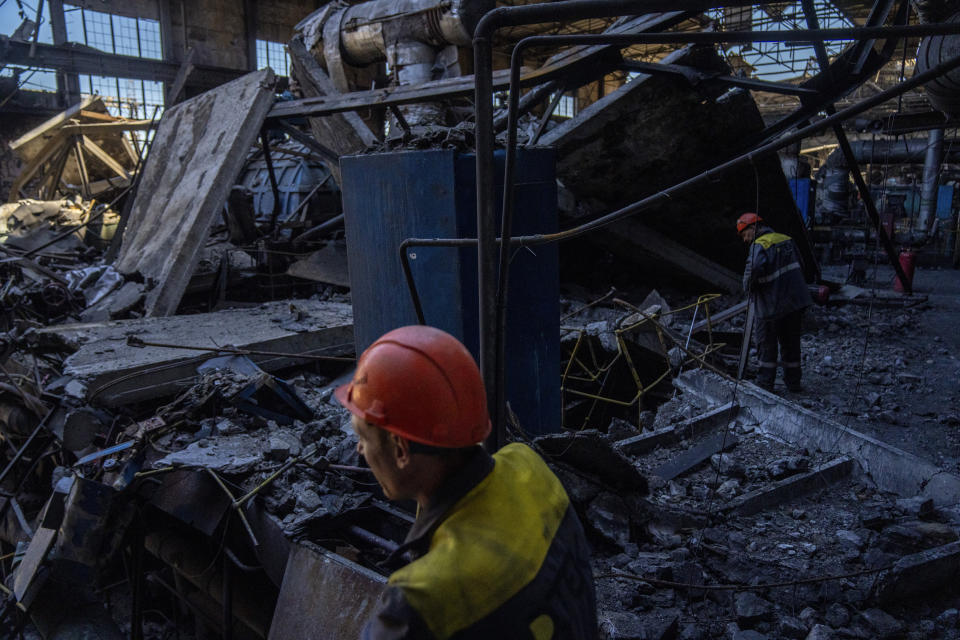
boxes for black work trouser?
[755,309,803,388]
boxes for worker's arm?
[742,242,767,293]
[360,587,434,640]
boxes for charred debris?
[1,1,960,638]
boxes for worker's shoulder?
[754,231,793,249]
[387,442,572,638]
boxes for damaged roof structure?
[2,0,960,638]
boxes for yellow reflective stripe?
[757,262,800,283]
[754,232,791,249]
[389,444,569,639]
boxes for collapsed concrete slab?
[39,299,353,406]
[113,68,276,316]
[541,45,816,284]
[674,370,960,506]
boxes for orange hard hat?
[736,212,762,232]
[334,325,491,448]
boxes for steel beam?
[0,37,242,88]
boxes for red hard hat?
[334,326,491,448]
[736,212,763,233]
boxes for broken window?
[0,0,57,92]
[257,39,291,77]
[705,1,855,81]
[64,4,164,148]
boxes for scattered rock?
[599,610,647,640]
[734,592,773,627]
[858,608,903,638]
[588,492,632,549]
[936,609,958,628]
[776,616,807,639]
[804,624,834,640]
[296,489,322,511]
[823,603,850,628]
[799,607,819,629]
[716,479,741,500]
[766,456,810,480]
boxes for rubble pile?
[558,385,960,640]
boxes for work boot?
[784,371,802,393]
[756,376,775,392]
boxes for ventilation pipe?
[915,5,960,114]
[916,127,945,235]
[296,0,492,126]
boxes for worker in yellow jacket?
[738,212,812,392]
[336,325,597,639]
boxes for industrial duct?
[915,4,960,114]
[817,135,960,233]
[295,0,492,126]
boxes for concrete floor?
[793,261,960,476]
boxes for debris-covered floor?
[3,208,960,638]
[2,7,960,635]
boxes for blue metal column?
[341,148,560,436]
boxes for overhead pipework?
[915,5,960,115]
[296,0,492,126]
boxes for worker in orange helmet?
[737,213,812,392]
[335,325,598,640]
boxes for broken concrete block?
[857,609,903,638]
[269,435,292,461]
[804,625,834,640]
[599,610,646,640]
[114,68,278,316]
[936,609,958,628]
[766,456,810,480]
[895,496,935,519]
[775,616,807,639]
[875,540,960,603]
[734,592,773,627]
[587,492,632,549]
[726,624,769,640]
[296,489,322,512]
[535,430,648,494]
[652,432,738,481]
[716,479,740,500]
[823,603,850,628]
[155,434,263,474]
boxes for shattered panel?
[114,68,276,316]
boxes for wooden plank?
[79,135,129,179]
[6,131,67,202]
[43,300,354,407]
[59,121,153,135]
[8,97,97,151]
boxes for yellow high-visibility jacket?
[361,443,598,640]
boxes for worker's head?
[736,212,762,244]
[335,325,490,501]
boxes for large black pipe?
[824,137,960,167]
